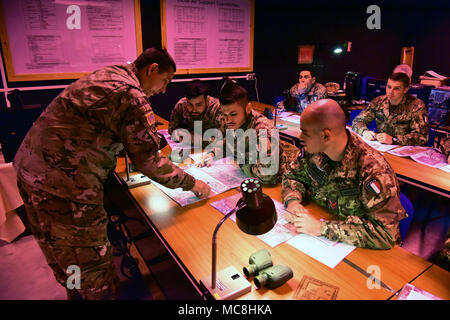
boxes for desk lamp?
[201,178,277,299]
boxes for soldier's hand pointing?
[191,180,211,199]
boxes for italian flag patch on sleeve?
[366,179,381,194]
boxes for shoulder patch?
[145,110,155,127]
[366,178,381,194]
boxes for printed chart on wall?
[0,0,142,81]
[161,0,254,74]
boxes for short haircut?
[219,77,249,107]
[299,66,316,78]
[133,47,176,73]
[388,72,410,88]
[185,79,208,99]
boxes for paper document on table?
[387,146,428,157]
[210,193,298,247]
[410,149,448,168]
[286,234,355,269]
[281,114,301,124]
[151,166,228,207]
[397,283,443,300]
[150,159,247,207]
[362,139,398,152]
[276,111,293,118]
[439,164,450,173]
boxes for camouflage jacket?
[289,82,328,113]
[352,94,429,146]
[14,64,195,205]
[282,130,406,249]
[213,110,297,185]
[168,95,222,135]
[443,136,450,157]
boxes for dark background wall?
[1,0,449,121]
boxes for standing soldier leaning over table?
[282,99,406,249]
[13,48,211,300]
[352,72,429,146]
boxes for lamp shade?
[235,178,277,235]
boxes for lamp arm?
[124,152,131,181]
[211,201,246,289]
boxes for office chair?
[399,192,415,244]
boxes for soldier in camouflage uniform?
[203,78,298,185]
[281,67,327,114]
[352,72,429,146]
[282,99,406,249]
[168,79,222,139]
[13,48,210,299]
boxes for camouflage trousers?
[17,178,120,300]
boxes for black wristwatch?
[392,136,399,144]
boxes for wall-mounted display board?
[161,0,254,75]
[0,0,142,81]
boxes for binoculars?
[243,248,293,289]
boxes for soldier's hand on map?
[362,130,376,141]
[285,200,308,222]
[195,152,214,168]
[191,180,211,199]
[376,132,393,144]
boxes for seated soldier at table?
[282,99,406,249]
[281,67,327,114]
[168,79,222,144]
[352,72,429,146]
[202,78,298,185]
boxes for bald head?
[301,99,346,134]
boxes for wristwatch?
[392,136,399,144]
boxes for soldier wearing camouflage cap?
[13,48,211,299]
[352,72,429,146]
[168,79,222,145]
[282,99,406,249]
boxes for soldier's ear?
[245,102,252,115]
[148,63,159,75]
[322,128,331,141]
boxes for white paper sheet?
[362,139,398,152]
[387,146,429,157]
[410,149,448,168]
[150,158,248,207]
[439,164,450,172]
[286,234,355,269]
[280,114,301,124]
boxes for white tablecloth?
[0,163,25,242]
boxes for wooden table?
[115,113,441,300]
[407,265,450,300]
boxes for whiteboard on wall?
[161,0,254,75]
[0,0,142,81]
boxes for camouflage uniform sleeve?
[121,93,195,191]
[168,100,183,135]
[352,98,378,135]
[396,100,429,146]
[320,168,405,249]
[240,128,279,185]
[281,154,310,208]
[315,84,328,99]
